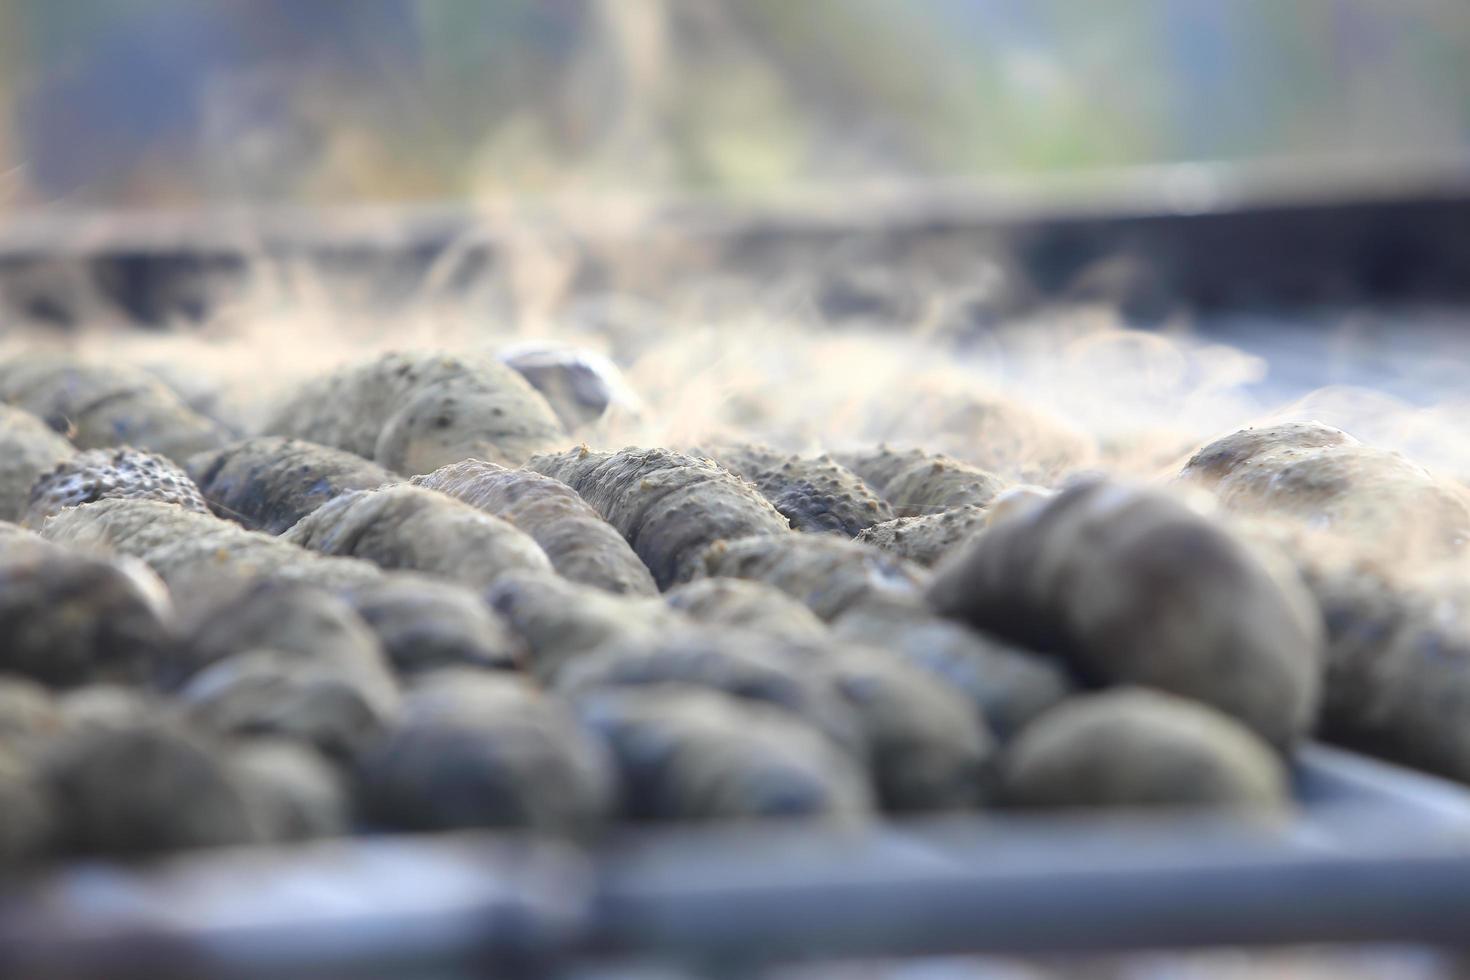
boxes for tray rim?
[5,742,1470,976]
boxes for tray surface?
[4,745,1470,977]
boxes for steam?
[4,216,1470,576]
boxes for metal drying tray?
[4,744,1470,979]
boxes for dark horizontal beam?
[4,158,1470,326]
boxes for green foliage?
[1,0,1468,206]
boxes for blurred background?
[2,0,1469,211]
